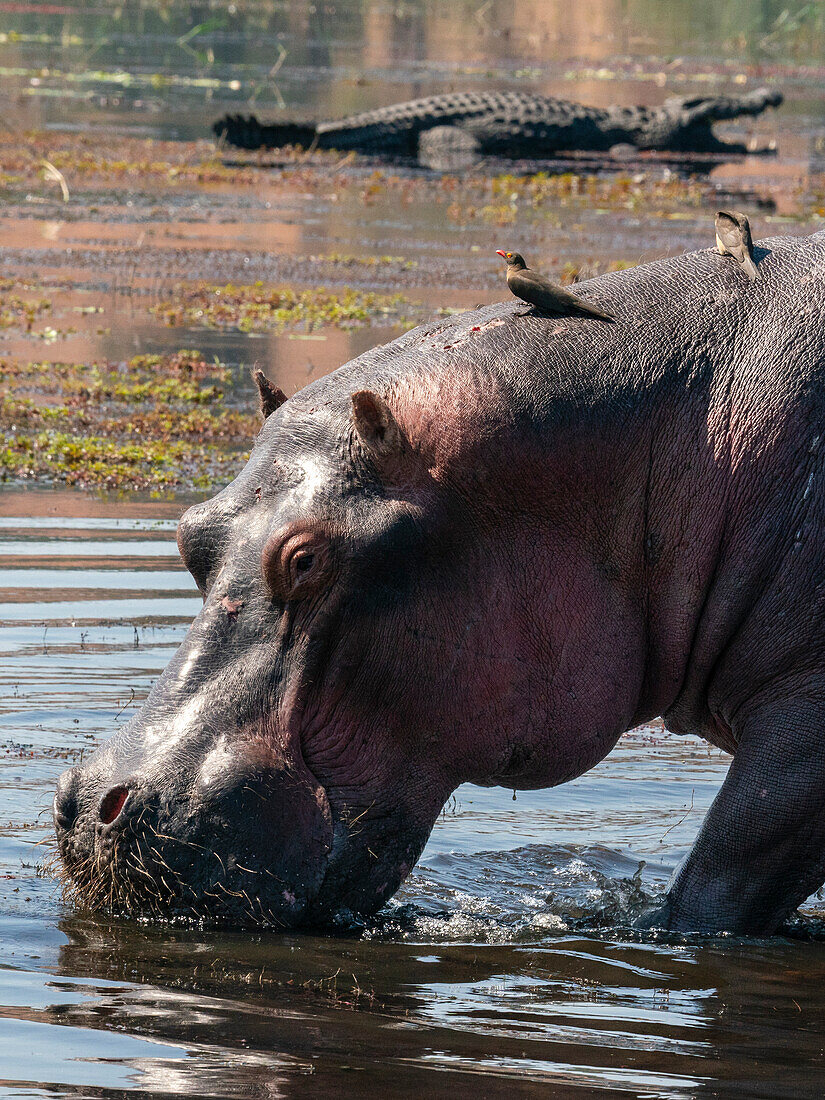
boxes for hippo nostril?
[53,766,82,833]
[99,785,129,825]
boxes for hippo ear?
[351,390,402,459]
[252,368,287,419]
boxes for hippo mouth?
[54,744,337,929]
[55,758,433,930]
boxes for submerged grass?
[0,349,257,491]
[0,130,342,192]
[0,129,732,215]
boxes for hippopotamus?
[54,230,825,936]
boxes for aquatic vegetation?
[0,280,52,332]
[447,169,715,226]
[0,134,258,189]
[1,430,238,491]
[150,282,412,332]
[0,350,257,491]
[0,130,343,193]
[306,252,418,269]
[753,3,825,58]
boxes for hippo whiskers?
[59,807,289,927]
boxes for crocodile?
[213,87,783,165]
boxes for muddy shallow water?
[4,1,825,1096]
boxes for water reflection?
[2,0,818,142]
[22,914,822,1098]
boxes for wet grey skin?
[212,87,783,160]
[496,250,613,321]
[54,230,825,937]
[716,210,759,281]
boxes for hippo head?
[53,365,528,929]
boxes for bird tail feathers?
[742,253,760,282]
[578,300,614,322]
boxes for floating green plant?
[0,349,257,491]
[150,282,412,332]
[447,169,714,225]
[0,281,52,331]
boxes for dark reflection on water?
[8,915,825,1098]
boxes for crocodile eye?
[262,526,335,601]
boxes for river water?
[4,1,825,1096]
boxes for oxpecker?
[496,251,613,321]
[715,210,759,281]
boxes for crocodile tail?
[212,115,317,151]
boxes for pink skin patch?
[221,596,244,619]
[282,889,296,905]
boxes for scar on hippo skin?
[252,368,288,419]
[221,595,244,619]
[351,390,402,460]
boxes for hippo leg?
[643,693,825,934]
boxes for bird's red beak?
[496,250,507,258]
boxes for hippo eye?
[285,546,320,590]
[294,552,314,574]
[262,526,334,601]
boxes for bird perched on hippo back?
[496,250,613,322]
[715,210,759,281]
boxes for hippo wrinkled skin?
[56,231,825,935]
